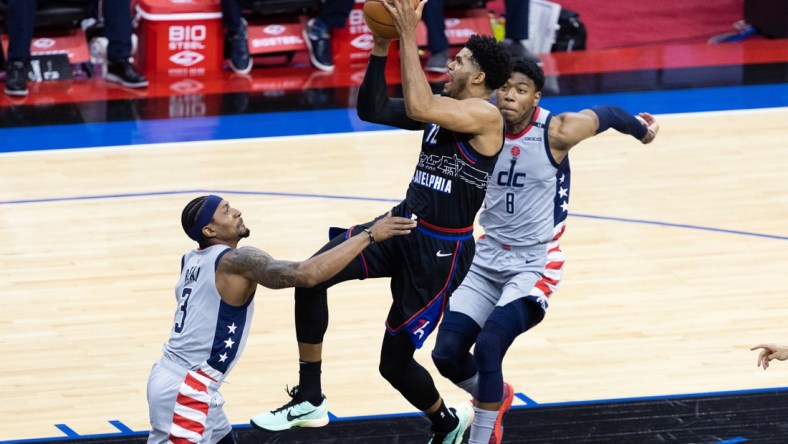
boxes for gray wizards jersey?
[162,245,254,384]
[479,107,570,247]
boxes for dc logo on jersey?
[498,157,526,187]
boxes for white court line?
[1,106,786,158]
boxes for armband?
[591,106,648,140]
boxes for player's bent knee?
[431,349,457,377]
[378,359,404,384]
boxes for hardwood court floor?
[2,108,788,441]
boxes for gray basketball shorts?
[447,235,565,328]
[146,356,231,444]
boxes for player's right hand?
[750,343,788,370]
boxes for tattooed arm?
[215,213,417,305]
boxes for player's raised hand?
[371,32,393,56]
[383,0,426,36]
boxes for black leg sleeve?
[379,330,441,411]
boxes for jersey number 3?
[174,288,192,333]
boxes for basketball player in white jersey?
[430,59,660,444]
[146,195,416,444]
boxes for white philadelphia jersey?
[162,245,254,384]
[479,107,570,246]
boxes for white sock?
[456,373,478,396]
[468,407,497,444]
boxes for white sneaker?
[428,401,474,444]
[250,385,329,432]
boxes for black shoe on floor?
[303,17,334,72]
[4,61,29,97]
[105,59,149,88]
[226,18,252,74]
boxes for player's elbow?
[404,101,429,122]
[357,106,373,123]
[299,276,320,288]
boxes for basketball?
[363,0,419,40]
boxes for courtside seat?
[445,0,487,8]
[238,0,320,18]
[0,0,96,66]
[0,0,96,29]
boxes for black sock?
[298,360,323,405]
[428,400,458,432]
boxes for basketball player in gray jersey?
[146,195,415,444]
[431,59,660,444]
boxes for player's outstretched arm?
[550,107,659,153]
[222,213,416,290]
[751,343,788,370]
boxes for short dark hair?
[465,34,512,91]
[182,196,209,245]
[511,58,545,92]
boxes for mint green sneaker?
[250,386,329,432]
[428,401,474,444]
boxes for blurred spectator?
[222,0,252,74]
[502,0,540,64]
[422,0,449,73]
[4,0,148,97]
[303,0,354,72]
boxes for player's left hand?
[383,0,426,36]
[636,112,659,144]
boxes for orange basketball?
[363,0,419,40]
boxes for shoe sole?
[490,383,515,444]
[250,414,329,432]
[105,73,149,88]
[4,88,28,97]
[456,402,475,444]
[229,59,253,75]
[302,27,334,72]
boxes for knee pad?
[474,330,503,374]
[474,299,536,373]
[431,312,480,382]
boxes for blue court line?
[3,387,782,443]
[0,189,400,206]
[510,385,788,410]
[542,83,788,115]
[718,438,749,443]
[573,213,788,241]
[0,83,785,153]
[515,392,539,406]
[52,426,77,438]
[2,189,785,241]
[108,420,134,434]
